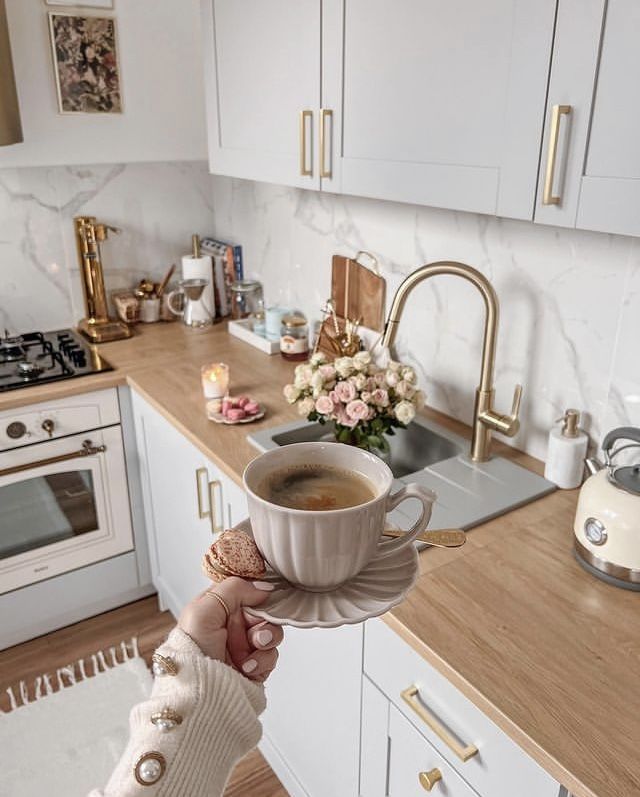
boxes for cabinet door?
[535,0,640,236]
[134,402,213,616]
[322,0,557,218]
[202,0,321,189]
[260,624,363,797]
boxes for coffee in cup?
[243,442,436,591]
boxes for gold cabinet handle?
[542,104,571,205]
[419,769,442,791]
[207,479,224,535]
[401,685,478,762]
[319,108,333,178]
[195,467,209,519]
[299,110,313,177]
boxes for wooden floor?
[0,595,288,797]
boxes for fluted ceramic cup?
[243,441,437,591]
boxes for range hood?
[0,0,22,146]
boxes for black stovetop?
[0,329,113,392]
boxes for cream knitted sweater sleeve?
[89,628,267,797]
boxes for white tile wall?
[1,162,636,462]
[210,176,640,460]
[0,161,213,332]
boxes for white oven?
[0,389,134,594]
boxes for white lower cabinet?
[260,623,363,797]
[131,390,245,617]
[362,618,561,797]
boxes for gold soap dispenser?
[74,216,132,343]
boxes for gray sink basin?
[248,415,555,537]
[266,418,461,479]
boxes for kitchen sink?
[249,416,555,536]
[266,418,462,479]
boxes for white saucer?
[236,518,419,629]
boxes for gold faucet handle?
[480,383,522,438]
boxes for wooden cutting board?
[331,254,386,331]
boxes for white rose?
[310,352,327,367]
[394,400,416,425]
[401,366,417,384]
[353,350,372,370]
[311,371,325,391]
[413,389,426,409]
[294,364,314,389]
[387,360,402,372]
[283,384,300,404]
[350,373,367,391]
[395,380,415,400]
[334,356,355,378]
[297,396,315,416]
[385,369,400,387]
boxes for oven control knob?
[6,421,27,439]
[42,418,55,437]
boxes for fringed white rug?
[0,638,152,797]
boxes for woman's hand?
[178,577,283,683]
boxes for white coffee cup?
[243,442,436,591]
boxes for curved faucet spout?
[381,261,521,462]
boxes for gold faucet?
[381,261,522,462]
[74,216,131,343]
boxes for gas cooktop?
[0,328,113,392]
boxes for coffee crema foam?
[256,464,376,511]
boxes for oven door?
[0,426,133,593]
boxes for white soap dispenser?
[544,409,589,489]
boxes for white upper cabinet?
[322,0,557,218]
[202,0,321,189]
[535,0,640,237]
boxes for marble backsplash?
[1,160,637,461]
[0,161,214,333]
[210,176,640,460]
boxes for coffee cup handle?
[377,483,437,557]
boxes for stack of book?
[200,236,243,318]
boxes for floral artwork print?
[49,14,122,113]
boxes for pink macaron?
[244,401,260,415]
[226,407,246,421]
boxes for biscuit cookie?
[202,528,266,583]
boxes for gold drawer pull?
[419,769,442,791]
[299,110,313,177]
[401,685,478,762]
[542,104,571,205]
[208,479,224,535]
[195,467,209,519]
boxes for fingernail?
[256,629,273,646]
[252,580,275,591]
[242,659,258,674]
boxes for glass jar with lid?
[230,280,263,319]
[280,314,309,361]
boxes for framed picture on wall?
[46,1,114,8]
[48,13,122,114]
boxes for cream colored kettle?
[574,427,640,590]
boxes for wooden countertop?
[4,324,638,797]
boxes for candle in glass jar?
[201,363,229,399]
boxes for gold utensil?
[156,263,176,298]
[383,528,466,548]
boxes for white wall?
[210,177,640,460]
[0,0,206,167]
[0,161,214,331]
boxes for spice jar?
[280,314,309,361]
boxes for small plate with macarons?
[207,395,265,425]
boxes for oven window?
[0,470,99,560]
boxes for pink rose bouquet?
[282,351,425,454]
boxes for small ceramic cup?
[243,442,436,591]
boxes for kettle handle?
[602,426,640,456]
